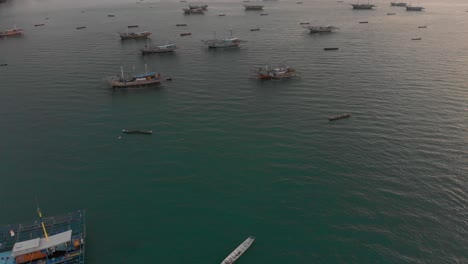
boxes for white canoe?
[220,236,255,264]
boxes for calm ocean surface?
[0,0,467,262]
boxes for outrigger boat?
[110,65,161,88]
[141,40,177,55]
[0,208,85,264]
[256,65,297,80]
[244,4,264,10]
[220,236,255,264]
[390,2,407,6]
[0,25,23,37]
[120,31,151,40]
[351,3,375,9]
[183,8,205,14]
[304,25,338,33]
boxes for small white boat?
[220,236,255,264]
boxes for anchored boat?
[141,40,177,55]
[328,113,351,121]
[189,4,208,10]
[0,209,86,264]
[351,3,375,9]
[0,25,23,37]
[406,5,424,11]
[244,4,264,10]
[220,236,255,264]
[110,65,161,88]
[305,25,338,33]
[256,65,297,80]
[205,31,240,49]
[122,129,152,135]
[183,8,205,14]
[120,31,151,40]
[390,2,407,6]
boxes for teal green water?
[1,0,467,262]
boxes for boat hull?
[111,79,161,88]
[221,236,255,264]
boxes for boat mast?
[120,66,124,79]
[36,198,49,241]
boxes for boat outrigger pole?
[36,198,49,241]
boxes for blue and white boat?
[0,209,85,264]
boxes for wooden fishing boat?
[76,26,86,29]
[256,65,297,80]
[411,37,422,40]
[0,208,86,264]
[250,28,260,31]
[183,8,205,14]
[120,31,151,40]
[387,12,396,15]
[205,31,240,49]
[244,4,264,10]
[220,236,255,264]
[176,23,187,26]
[305,25,338,33]
[189,4,208,10]
[180,32,192,36]
[324,47,339,51]
[128,25,139,28]
[260,13,268,16]
[406,5,424,11]
[110,65,161,88]
[0,25,23,37]
[328,113,351,121]
[390,2,406,6]
[351,3,375,9]
[122,129,153,135]
[34,24,45,27]
[418,25,427,28]
[141,42,177,55]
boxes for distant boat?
[324,47,339,51]
[328,113,351,121]
[250,28,260,31]
[0,24,23,37]
[300,22,310,25]
[351,3,375,9]
[0,207,86,264]
[76,26,86,29]
[205,31,240,49]
[110,65,161,88]
[406,5,424,11]
[34,23,45,27]
[387,12,396,15]
[122,129,153,135]
[176,23,187,26]
[418,25,427,28]
[305,25,338,33]
[180,32,192,36]
[220,236,255,264]
[390,2,407,6]
[108,14,115,17]
[260,13,268,16]
[183,8,205,14]
[256,65,297,80]
[359,21,369,23]
[141,40,177,55]
[0,63,8,66]
[244,4,264,10]
[120,31,151,40]
[411,37,422,40]
[218,14,226,16]
[189,4,208,10]
[128,25,139,28]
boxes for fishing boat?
[418,25,427,28]
[250,28,260,31]
[0,25,23,37]
[387,12,396,15]
[0,208,85,264]
[76,26,86,30]
[34,24,45,27]
[324,47,339,51]
[110,65,161,88]
[351,3,375,9]
[189,4,208,10]
[411,37,422,40]
[128,25,139,28]
[244,4,264,10]
[328,113,351,121]
[180,32,191,36]
[176,23,187,26]
[205,31,240,49]
[260,13,268,16]
[406,5,424,11]
[183,8,205,14]
[141,40,177,55]
[305,25,338,33]
[220,236,255,264]
[299,22,310,25]
[119,31,151,40]
[390,2,407,6]
[256,65,297,80]
[122,129,152,135]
